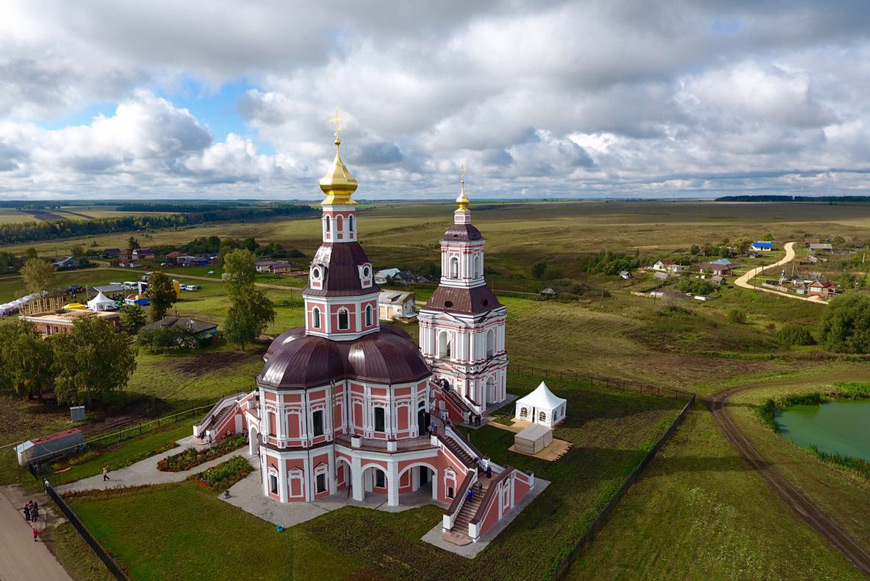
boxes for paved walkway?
[0,486,73,581]
[56,436,247,494]
[733,242,826,304]
[221,462,447,528]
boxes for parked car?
[185,284,201,291]
[207,270,215,275]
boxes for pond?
[775,400,870,462]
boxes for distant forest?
[0,204,317,245]
[716,195,870,203]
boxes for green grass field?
[3,201,870,579]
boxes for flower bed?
[190,456,253,493]
[157,435,246,472]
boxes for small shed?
[514,423,553,454]
[514,381,567,427]
[15,428,85,466]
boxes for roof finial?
[331,108,342,146]
[456,164,470,212]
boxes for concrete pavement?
[0,486,73,581]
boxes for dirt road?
[709,388,870,576]
[733,242,826,304]
[0,487,73,581]
[96,263,297,291]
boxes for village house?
[132,248,155,261]
[52,256,79,270]
[808,280,835,298]
[751,241,773,252]
[101,248,121,259]
[539,287,558,298]
[20,309,121,337]
[374,268,401,285]
[700,258,733,277]
[141,316,219,344]
[808,243,833,254]
[804,237,821,247]
[166,251,185,260]
[652,259,686,275]
[378,290,417,322]
[255,259,292,274]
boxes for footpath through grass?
[571,406,865,580]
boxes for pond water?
[775,400,870,462]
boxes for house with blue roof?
[751,241,773,252]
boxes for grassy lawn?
[43,521,116,581]
[64,373,682,580]
[68,482,362,581]
[569,406,864,580]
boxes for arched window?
[349,215,354,232]
[365,305,373,326]
[539,411,547,423]
[438,330,451,359]
[450,257,459,279]
[325,216,331,233]
[519,407,528,419]
[337,308,350,330]
[486,329,495,358]
[336,215,344,234]
[474,255,481,278]
[313,307,321,329]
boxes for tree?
[532,261,548,280]
[689,245,700,256]
[71,244,86,259]
[24,247,38,260]
[222,249,275,350]
[821,293,870,353]
[120,304,147,334]
[53,317,138,405]
[20,257,55,294]
[127,236,140,250]
[777,324,816,346]
[138,326,197,353]
[145,272,177,322]
[0,323,53,399]
[225,291,275,351]
[735,238,752,255]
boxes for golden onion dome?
[456,166,470,212]
[320,109,358,205]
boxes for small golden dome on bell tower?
[319,109,358,205]
[456,165,470,212]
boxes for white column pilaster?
[351,456,364,501]
[387,459,400,507]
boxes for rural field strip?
[733,242,826,304]
[710,387,870,576]
[96,263,291,290]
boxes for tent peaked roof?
[87,291,116,309]
[517,381,566,409]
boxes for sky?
[1,0,870,201]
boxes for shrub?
[808,446,870,479]
[829,382,870,400]
[677,279,715,296]
[157,435,246,472]
[190,456,254,492]
[820,292,870,353]
[658,305,693,317]
[757,398,778,431]
[727,309,747,324]
[777,324,816,346]
[138,326,198,353]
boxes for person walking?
[485,465,492,478]
[23,505,30,522]
[32,527,39,542]
[32,501,39,521]
[102,466,109,481]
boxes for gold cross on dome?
[331,108,342,142]
[460,164,465,185]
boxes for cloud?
[3,0,870,199]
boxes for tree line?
[0,204,316,245]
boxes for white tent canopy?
[513,381,567,428]
[87,291,117,312]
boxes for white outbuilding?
[514,381,567,428]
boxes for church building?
[194,119,532,544]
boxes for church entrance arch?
[248,425,260,456]
[485,376,496,408]
[335,457,352,492]
[398,462,438,500]
[361,464,389,499]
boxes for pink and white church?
[194,125,534,543]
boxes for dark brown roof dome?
[346,332,431,385]
[424,284,501,315]
[443,224,482,241]
[258,324,430,389]
[259,335,345,389]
